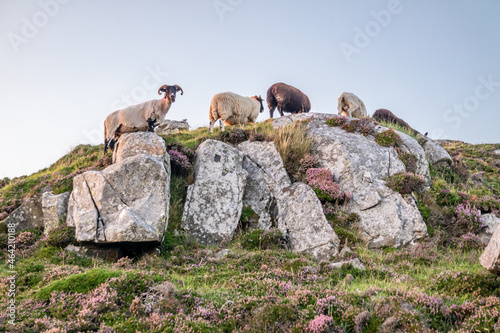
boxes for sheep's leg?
[147,118,156,132]
[278,106,284,117]
[209,119,217,133]
[220,119,226,132]
[269,107,276,119]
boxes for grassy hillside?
[1,121,500,332]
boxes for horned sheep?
[209,92,264,133]
[337,92,368,119]
[267,82,311,118]
[103,84,183,153]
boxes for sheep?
[337,92,367,118]
[103,84,183,153]
[267,82,311,118]
[208,92,264,133]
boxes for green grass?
[377,119,419,139]
[35,268,122,300]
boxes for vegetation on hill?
[1,122,500,332]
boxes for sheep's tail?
[267,89,277,110]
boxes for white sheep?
[209,92,264,133]
[104,84,183,152]
[337,92,368,118]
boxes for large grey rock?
[155,119,190,136]
[238,141,291,192]
[309,122,427,248]
[241,157,275,230]
[181,140,247,246]
[239,141,339,259]
[394,131,431,185]
[419,135,453,167]
[42,191,70,235]
[112,132,167,164]
[3,193,44,231]
[279,182,340,259]
[272,113,314,129]
[480,214,500,244]
[67,154,170,243]
[480,223,500,275]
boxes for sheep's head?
[252,95,265,113]
[158,85,184,102]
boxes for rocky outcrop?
[303,117,427,248]
[42,191,70,235]
[238,141,340,259]
[112,132,167,164]
[181,140,247,246]
[3,192,45,231]
[418,135,453,168]
[155,119,190,136]
[480,224,500,275]
[67,132,170,243]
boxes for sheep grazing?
[103,84,183,153]
[209,92,264,133]
[337,92,367,118]
[372,109,414,133]
[267,82,311,118]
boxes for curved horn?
[174,85,184,95]
[158,85,168,95]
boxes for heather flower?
[325,115,348,127]
[168,149,192,174]
[455,201,483,233]
[308,314,334,333]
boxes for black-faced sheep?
[103,84,183,153]
[266,82,311,118]
[337,92,367,118]
[208,92,264,133]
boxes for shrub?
[455,202,482,233]
[341,120,359,133]
[385,172,426,195]
[325,116,348,127]
[168,149,192,175]
[219,128,249,144]
[436,189,469,207]
[297,154,318,180]
[397,148,418,173]
[305,168,349,203]
[375,128,400,147]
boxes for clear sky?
[1,0,499,179]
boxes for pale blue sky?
[1,0,499,178]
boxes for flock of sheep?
[103,82,388,153]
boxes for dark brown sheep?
[373,109,415,133]
[267,82,311,118]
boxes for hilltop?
[1,114,500,332]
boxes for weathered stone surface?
[480,214,500,244]
[42,191,70,235]
[154,119,190,136]
[309,122,427,248]
[67,154,170,243]
[181,140,247,246]
[238,141,339,259]
[238,141,291,193]
[279,182,340,259]
[419,135,453,167]
[112,132,167,164]
[241,157,275,230]
[3,193,44,231]
[480,223,500,274]
[326,258,366,270]
[492,149,500,156]
[396,131,431,185]
[272,113,314,129]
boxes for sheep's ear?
[158,85,168,95]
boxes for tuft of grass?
[377,120,418,139]
[375,128,400,147]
